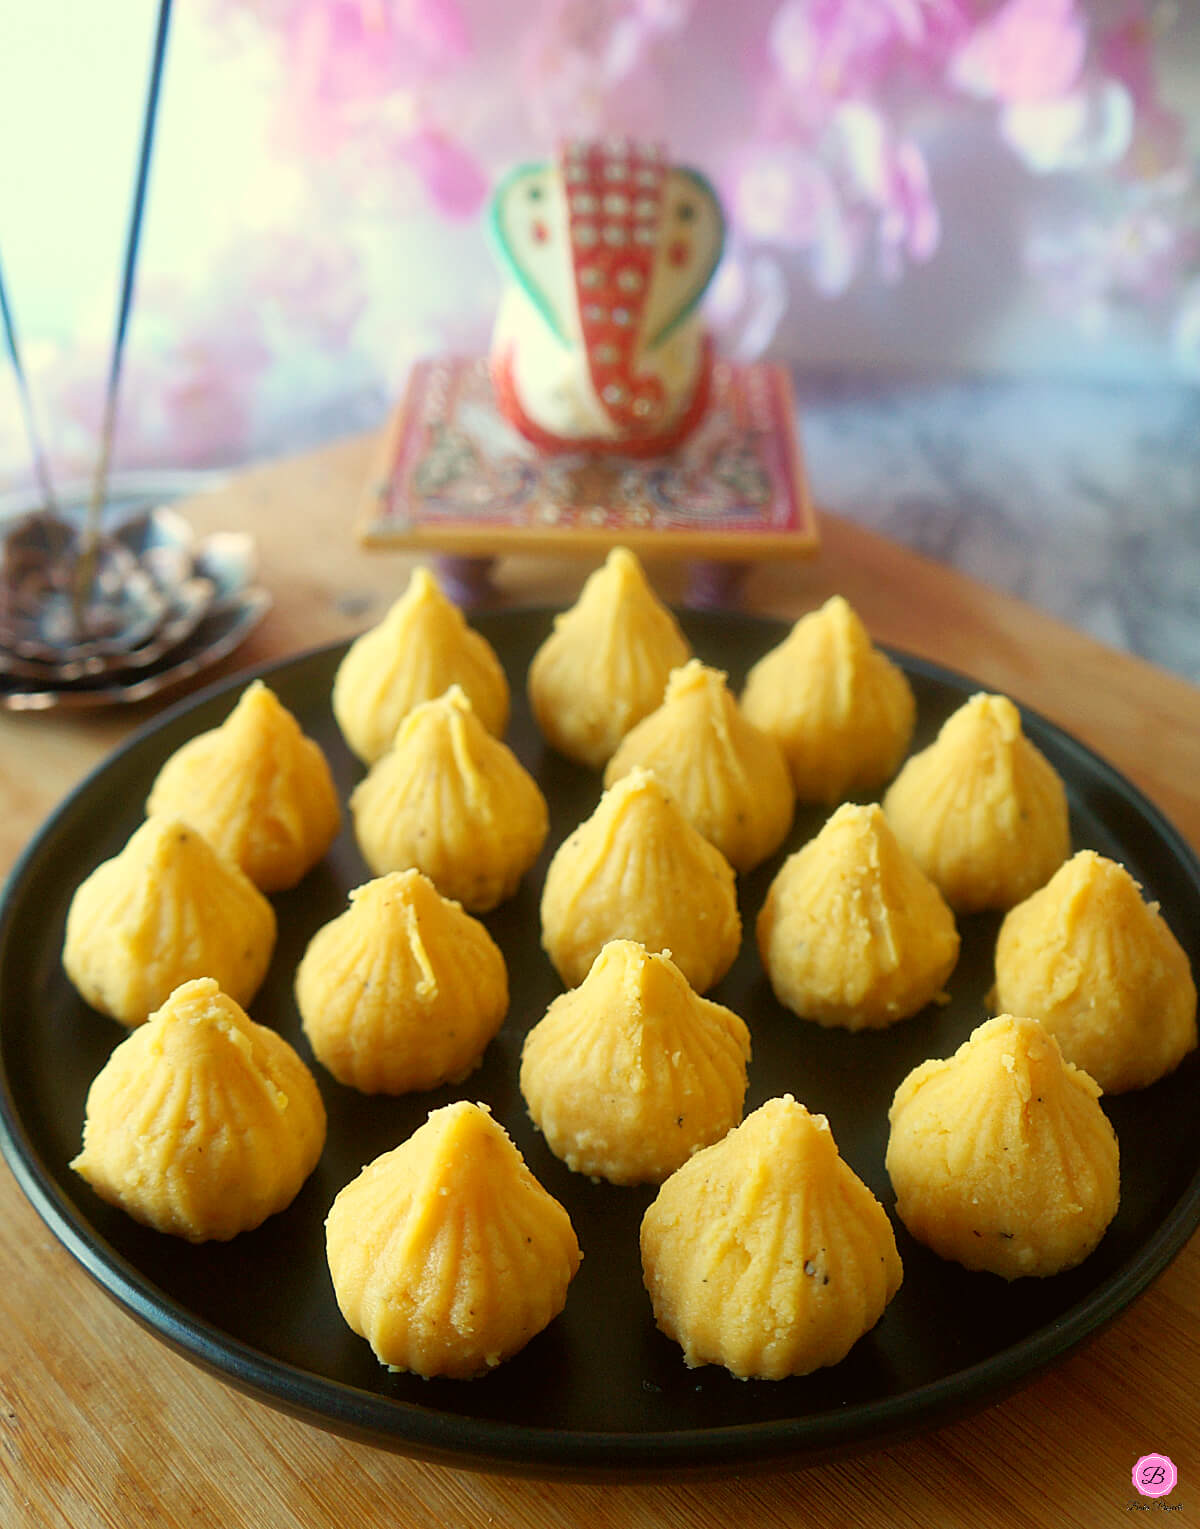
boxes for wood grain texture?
[2,432,1198,1529]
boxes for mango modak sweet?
[296,869,508,1094]
[603,659,794,873]
[882,692,1070,913]
[994,851,1197,1093]
[527,546,691,768]
[146,680,341,893]
[332,566,509,765]
[540,767,741,992]
[71,978,326,1242]
[350,685,548,912]
[62,815,276,1027]
[641,1095,903,1379]
[886,1014,1119,1279]
[325,1100,581,1378]
[520,940,751,1185]
[741,596,915,804]
[757,802,959,1030]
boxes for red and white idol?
[488,139,725,456]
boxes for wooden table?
[2,434,1198,1528]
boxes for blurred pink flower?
[276,0,471,155]
[732,146,841,249]
[1098,7,1156,105]
[1120,98,1188,185]
[1001,77,1134,174]
[1026,193,1200,337]
[518,0,691,138]
[768,0,968,102]
[1101,203,1200,304]
[950,0,1087,104]
[291,0,470,92]
[1099,9,1188,181]
[288,3,405,109]
[731,109,939,295]
[401,127,490,218]
[705,245,789,360]
[826,105,939,276]
[877,137,940,275]
[731,143,865,294]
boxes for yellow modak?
[350,686,548,912]
[296,869,508,1094]
[146,680,341,893]
[325,1100,581,1378]
[71,978,326,1242]
[741,595,916,804]
[540,767,741,992]
[603,660,794,873]
[882,692,1070,913]
[641,1095,903,1379]
[520,940,752,1185]
[994,851,1197,1093]
[527,546,691,768]
[886,1014,1120,1279]
[62,815,276,1028]
[332,566,510,765]
[757,803,959,1030]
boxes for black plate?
[2,608,1199,1478]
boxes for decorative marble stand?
[357,356,819,605]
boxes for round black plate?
[2,608,1199,1478]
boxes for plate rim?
[3,608,1199,1477]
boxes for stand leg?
[686,560,749,610]
[437,556,496,607]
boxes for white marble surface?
[794,374,1200,686]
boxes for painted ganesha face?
[488,139,725,454]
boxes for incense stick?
[74,0,174,621]
[0,250,60,520]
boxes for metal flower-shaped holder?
[0,490,270,712]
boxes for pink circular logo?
[1133,1454,1178,1499]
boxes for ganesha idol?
[488,139,725,457]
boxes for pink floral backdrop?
[1,0,1197,497]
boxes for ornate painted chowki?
[359,140,818,605]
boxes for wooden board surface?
[1,431,1198,1528]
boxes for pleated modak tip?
[146,679,342,893]
[520,940,752,1185]
[641,1095,903,1380]
[325,1100,581,1378]
[527,546,691,769]
[886,1014,1120,1279]
[741,595,916,805]
[296,869,509,1094]
[350,685,548,912]
[882,692,1070,913]
[332,566,510,765]
[757,802,959,1030]
[540,767,741,992]
[71,978,326,1243]
[603,659,795,873]
[995,850,1197,1093]
[62,815,277,1028]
